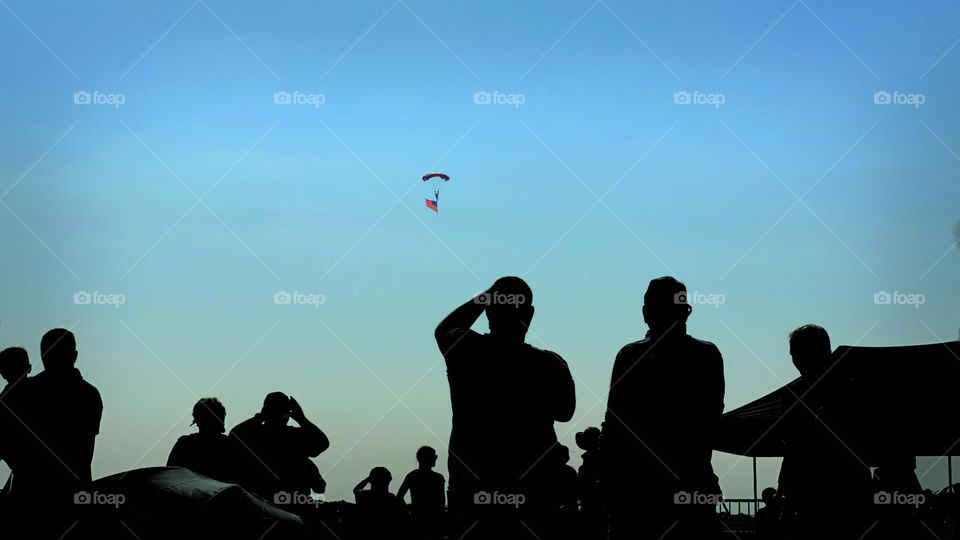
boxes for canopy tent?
[715,340,960,462]
[72,466,305,539]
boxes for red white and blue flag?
[425,198,438,213]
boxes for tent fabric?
[73,467,304,539]
[714,341,960,461]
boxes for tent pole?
[753,456,758,512]
[949,455,954,489]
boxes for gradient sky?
[1,0,959,501]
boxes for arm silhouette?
[435,290,488,350]
[289,397,329,457]
[397,472,412,503]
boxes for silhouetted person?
[229,392,329,503]
[777,324,871,539]
[872,456,923,540]
[602,277,724,539]
[354,466,408,540]
[575,427,604,540]
[0,347,31,495]
[398,446,445,539]
[756,487,782,540]
[435,277,575,539]
[15,330,102,499]
[167,397,236,483]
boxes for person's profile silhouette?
[167,397,236,483]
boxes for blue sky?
[1,0,959,501]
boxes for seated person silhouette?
[15,329,102,504]
[398,446,445,539]
[602,277,724,540]
[756,487,781,539]
[229,392,329,503]
[354,466,408,540]
[167,397,236,483]
[576,426,604,538]
[575,426,601,503]
[777,324,871,538]
[0,347,32,494]
[435,277,575,539]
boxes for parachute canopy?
[422,173,449,182]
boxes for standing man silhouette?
[602,277,724,539]
[436,277,575,539]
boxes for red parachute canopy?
[422,173,450,182]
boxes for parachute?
[422,172,450,213]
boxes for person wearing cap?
[602,276,725,539]
[167,397,236,483]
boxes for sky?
[1,0,959,502]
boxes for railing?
[718,498,761,537]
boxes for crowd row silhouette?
[0,276,953,539]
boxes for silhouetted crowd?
[1,276,959,539]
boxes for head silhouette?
[192,397,226,435]
[575,426,601,452]
[261,391,291,426]
[369,466,392,491]
[0,347,31,383]
[40,328,78,372]
[789,324,832,378]
[416,446,437,468]
[642,276,691,333]
[485,276,534,342]
[761,487,777,504]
